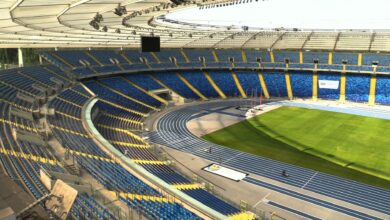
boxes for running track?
[148,100,390,219]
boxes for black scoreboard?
[141,36,160,52]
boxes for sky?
[165,0,390,30]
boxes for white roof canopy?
[1,0,390,51]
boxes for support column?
[284,71,293,100]
[151,52,161,63]
[328,52,333,65]
[241,50,248,63]
[270,51,275,63]
[211,49,219,62]
[231,71,247,98]
[369,73,377,106]
[358,53,363,66]
[180,50,190,63]
[339,73,346,102]
[257,72,270,99]
[312,71,318,101]
[204,72,226,99]
[18,47,24,67]
[299,51,303,64]
[176,73,208,100]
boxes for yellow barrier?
[173,183,202,190]
[84,51,103,66]
[96,124,147,143]
[212,49,219,62]
[50,52,74,68]
[102,113,143,125]
[96,81,158,111]
[118,192,169,203]
[56,97,83,108]
[68,149,114,163]
[122,77,168,105]
[56,111,81,121]
[181,50,190,63]
[204,72,226,99]
[120,53,133,64]
[0,81,36,98]
[108,140,150,148]
[257,72,270,99]
[0,148,58,165]
[131,159,167,165]
[176,73,208,100]
[0,118,37,132]
[99,99,146,117]
[231,72,247,98]
[0,98,32,112]
[151,52,161,63]
[229,212,255,220]
[43,66,71,82]
[49,125,90,138]
[70,87,91,99]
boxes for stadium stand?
[345,74,371,102]
[2,48,390,219]
[152,72,201,99]
[273,51,300,63]
[290,72,313,98]
[185,49,217,62]
[180,71,220,98]
[4,0,390,218]
[235,71,263,96]
[207,71,240,97]
[262,72,288,97]
[215,49,243,63]
[245,50,271,63]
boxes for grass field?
[202,106,390,189]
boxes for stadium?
[0,0,389,219]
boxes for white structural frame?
[1,0,390,51]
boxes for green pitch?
[202,106,390,189]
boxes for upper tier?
[41,49,390,79]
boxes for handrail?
[83,98,228,220]
[70,62,389,80]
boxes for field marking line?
[253,192,271,208]
[221,152,244,164]
[301,171,319,189]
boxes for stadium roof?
[2,0,390,51]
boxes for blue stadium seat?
[180,71,219,98]
[290,72,313,98]
[262,72,288,97]
[345,74,370,102]
[273,51,300,63]
[208,71,240,97]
